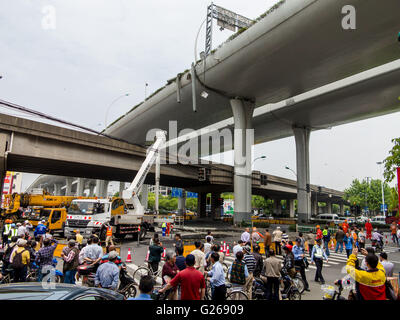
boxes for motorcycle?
[118,263,137,299]
[77,262,98,287]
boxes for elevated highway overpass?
[104,0,400,223]
[0,112,345,218]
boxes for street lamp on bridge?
[285,166,297,178]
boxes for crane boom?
[122,131,166,215]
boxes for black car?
[0,283,125,300]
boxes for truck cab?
[64,198,150,240]
[26,207,67,235]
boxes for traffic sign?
[380,204,388,212]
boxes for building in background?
[2,171,23,206]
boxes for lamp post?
[285,166,297,178]
[252,155,266,170]
[104,93,130,128]
[376,162,386,215]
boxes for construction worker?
[2,219,13,245]
[390,222,398,245]
[104,223,114,247]
[365,219,372,240]
[315,225,323,241]
[162,221,167,237]
[9,224,19,242]
[342,220,349,234]
[322,225,331,257]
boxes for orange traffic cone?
[145,250,150,262]
[226,245,230,256]
[162,248,166,259]
[126,248,132,263]
[220,245,224,253]
[330,240,334,250]
[223,241,226,253]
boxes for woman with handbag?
[292,238,310,292]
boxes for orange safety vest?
[106,226,112,236]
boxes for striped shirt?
[243,253,257,274]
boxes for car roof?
[0,283,124,300]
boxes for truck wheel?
[115,234,126,240]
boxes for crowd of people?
[0,219,127,292]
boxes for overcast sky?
[1,0,399,193]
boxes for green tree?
[384,138,400,182]
[344,178,391,214]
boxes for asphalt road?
[117,231,400,300]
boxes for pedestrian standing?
[322,225,331,257]
[281,230,289,244]
[365,220,372,240]
[205,252,226,301]
[264,229,272,258]
[175,246,186,271]
[251,227,264,246]
[243,245,256,299]
[95,251,120,290]
[358,228,366,249]
[35,237,58,281]
[205,231,214,244]
[204,237,212,255]
[379,252,394,277]
[390,222,399,245]
[241,228,251,246]
[161,250,179,300]
[315,225,323,241]
[148,238,164,273]
[264,249,282,301]
[252,244,264,278]
[310,239,328,284]
[228,251,249,289]
[335,227,345,253]
[344,233,353,258]
[2,219,12,245]
[10,239,30,282]
[173,233,183,252]
[61,239,80,284]
[292,238,310,291]
[306,231,315,257]
[272,227,283,256]
[104,223,114,247]
[298,232,306,249]
[159,254,206,300]
[342,220,349,234]
[233,240,244,257]
[191,241,206,273]
[75,230,83,246]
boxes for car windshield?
[69,202,109,215]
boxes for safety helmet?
[11,223,16,227]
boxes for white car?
[370,216,387,225]
[356,216,369,223]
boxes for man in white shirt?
[272,227,283,256]
[17,223,26,237]
[241,228,250,245]
[233,240,244,257]
[204,237,212,255]
[191,241,206,272]
[379,252,394,277]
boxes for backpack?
[11,249,27,269]
[3,244,15,263]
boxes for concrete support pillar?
[178,190,186,216]
[340,202,345,215]
[327,201,333,214]
[197,192,207,218]
[54,184,62,196]
[312,198,318,216]
[273,199,282,216]
[95,180,103,197]
[230,98,254,224]
[89,184,95,197]
[102,181,109,198]
[288,199,295,218]
[76,178,85,197]
[65,177,73,196]
[293,126,311,223]
[119,182,125,197]
[210,193,220,220]
[140,184,149,211]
